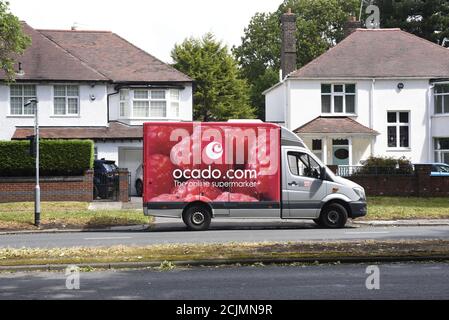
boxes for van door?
[283,150,326,218]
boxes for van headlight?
[353,187,366,201]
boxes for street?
[1,219,449,248]
[0,262,448,300]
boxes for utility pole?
[25,99,40,227]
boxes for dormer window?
[321,84,356,115]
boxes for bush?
[0,140,94,177]
[356,156,413,175]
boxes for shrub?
[0,140,94,177]
[356,156,413,175]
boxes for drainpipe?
[369,79,376,156]
[428,83,435,161]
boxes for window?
[287,152,321,179]
[387,111,410,148]
[119,90,130,117]
[123,89,180,119]
[9,85,37,115]
[321,84,356,114]
[54,85,79,115]
[434,84,449,114]
[312,139,323,161]
[435,138,449,164]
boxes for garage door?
[118,148,143,196]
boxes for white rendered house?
[0,23,193,195]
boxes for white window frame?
[434,138,449,164]
[321,83,357,115]
[8,84,37,117]
[121,88,181,120]
[434,84,449,115]
[387,111,411,150]
[52,85,80,117]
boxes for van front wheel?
[319,203,348,229]
[183,206,211,231]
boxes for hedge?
[0,140,94,177]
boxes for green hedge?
[0,140,94,177]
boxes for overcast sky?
[9,0,281,63]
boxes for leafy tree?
[233,0,359,119]
[0,1,31,81]
[371,0,449,44]
[171,33,255,121]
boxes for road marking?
[84,237,133,240]
[345,231,390,235]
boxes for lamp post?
[25,98,40,227]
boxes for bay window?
[120,88,180,119]
[10,84,37,115]
[434,84,449,115]
[435,138,449,164]
[321,84,356,114]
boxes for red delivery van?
[143,122,367,231]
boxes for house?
[265,11,449,168]
[0,23,193,195]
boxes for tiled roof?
[294,117,379,135]
[0,23,191,83]
[12,121,143,140]
[40,29,192,83]
[0,23,107,81]
[289,29,449,79]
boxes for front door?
[284,150,326,218]
[332,139,350,166]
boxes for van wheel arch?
[318,200,350,228]
[322,199,352,218]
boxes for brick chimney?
[344,16,361,38]
[281,8,297,79]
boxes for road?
[1,219,449,248]
[0,262,448,300]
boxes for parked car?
[135,164,143,197]
[429,163,449,176]
[93,159,119,199]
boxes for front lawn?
[366,197,449,220]
[0,202,150,231]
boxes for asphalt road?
[1,219,449,248]
[1,262,448,300]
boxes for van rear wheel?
[319,203,348,229]
[183,206,211,231]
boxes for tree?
[171,33,255,121]
[233,0,359,119]
[0,1,31,81]
[371,0,449,44]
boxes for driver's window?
[288,152,320,179]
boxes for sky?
[9,0,281,63]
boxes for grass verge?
[1,240,448,268]
[366,197,449,220]
[0,202,150,231]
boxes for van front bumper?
[349,201,367,219]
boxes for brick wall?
[118,169,130,203]
[340,165,449,197]
[0,170,93,203]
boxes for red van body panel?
[143,122,281,210]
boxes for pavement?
[1,262,448,300]
[1,217,449,248]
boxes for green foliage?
[0,140,94,177]
[233,0,359,120]
[171,33,255,121]
[371,0,449,44]
[357,156,413,175]
[0,1,31,81]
